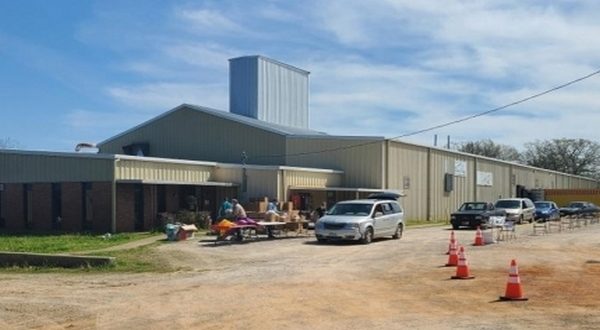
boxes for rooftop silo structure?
[229,55,309,129]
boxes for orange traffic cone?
[451,246,475,279]
[446,230,456,254]
[445,239,459,266]
[473,226,484,246]
[500,259,528,301]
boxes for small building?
[0,149,344,232]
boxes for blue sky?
[1,0,600,152]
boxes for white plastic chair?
[498,220,516,241]
[532,218,548,235]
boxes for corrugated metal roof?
[97,104,328,147]
[229,55,310,75]
[184,104,325,136]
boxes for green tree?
[522,138,600,177]
[454,139,522,162]
[0,137,20,149]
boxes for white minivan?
[314,197,404,244]
[494,198,536,224]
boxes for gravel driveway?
[1,222,600,329]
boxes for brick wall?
[0,182,113,233]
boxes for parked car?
[314,198,404,244]
[494,198,535,224]
[534,201,560,221]
[559,201,600,217]
[450,202,506,230]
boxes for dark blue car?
[534,201,560,221]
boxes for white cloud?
[258,4,300,22]
[61,110,154,149]
[163,43,238,69]
[106,82,228,111]
[176,8,242,33]
[31,0,600,152]
[288,1,600,150]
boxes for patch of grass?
[0,242,180,273]
[89,242,180,273]
[0,232,155,254]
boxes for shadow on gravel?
[303,238,395,246]
[197,235,306,248]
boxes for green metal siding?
[99,107,287,165]
[115,159,214,183]
[285,137,384,188]
[0,152,114,183]
[387,141,429,221]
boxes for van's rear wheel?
[361,227,373,244]
[392,224,403,239]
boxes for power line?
[252,68,600,160]
[390,68,600,140]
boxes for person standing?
[313,202,327,221]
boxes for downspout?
[279,169,285,202]
[111,158,119,233]
[473,157,478,201]
[509,165,514,198]
[385,140,390,190]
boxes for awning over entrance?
[289,186,386,202]
[289,186,386,193]
[289,186,405,202]
[117,179,238,187]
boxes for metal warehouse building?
[0,55,597,232]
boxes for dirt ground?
[1,222,600,330]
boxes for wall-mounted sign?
[454,160,467,177]
[477,171,493,186]
[403,176,410,190]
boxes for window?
[134,184,144,231]
[82,183,93,230]
[51,183,62,230]
[390,203,403,214]
[328,203,372,216]
[382,203,392,214]
[0,187,4,228]
[23,184,32,229]
[373,204,384,216]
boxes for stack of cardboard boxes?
[243,197,301,222]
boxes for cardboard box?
[258,201,268,213]
[282,202,294,212]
